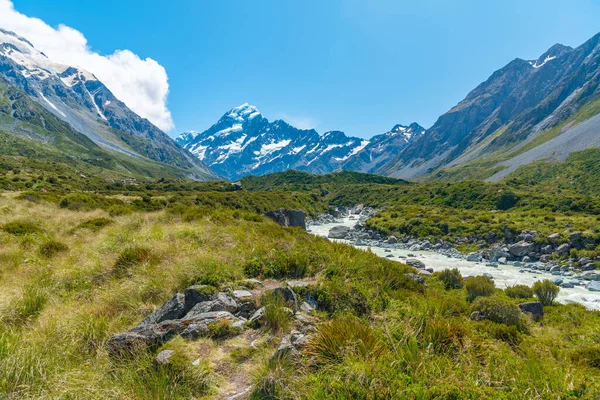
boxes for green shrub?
[505,284,534,299]
[113,247,153,277]
[533,280,560,306]
[571,346,600,369]
[75,217,113,232]
[472,297,526,331]
[477,320,522,345]
[465,276,495,301]
[108,205,133,217]
[59,193,97,211]
[435,268,464,290]
[38,240,68,258]
[304,316,384,364]
[243,258,264,278]
[2,220,41,236]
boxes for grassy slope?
[506,148,600,196]
[0,195,598,398]
[240,170,408,191]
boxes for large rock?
[557,243,571,257]
[264,209,306,230]
[406,259,426,269]
[328,226,351,239]
[587,281,600,292]
[141,293,188,325]
[518,302,544,321]
[184,285,215,311]
[180,311,240,340]
[107,320,184,356]
[509,241,534,258]
[466,252,483,262]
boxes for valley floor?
[0,191,599,399]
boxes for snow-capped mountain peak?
[225,103,262,122]
[176,105,425,180]
[0,29,96,84]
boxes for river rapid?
[308,216,600,310]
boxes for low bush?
[435,268,464,290]
[74,217,113,232]
[472,297,527,331]
[1,220,41,236]
[304,316,384,365]
[505,284,534,299]
[465,276,495,301]
[38,240,68,258]
[477,320,522,345]
[533,280,560,306]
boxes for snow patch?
[531,55,557,69]
[38,92,66,118]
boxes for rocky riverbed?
[308,208,600,310]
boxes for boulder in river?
[509,241,534,258]
[328,226,351,239]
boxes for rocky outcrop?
[264,209,307,230]
[518,302,544,321]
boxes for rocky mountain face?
[0,29,217,180]
[177,104,423,181]
[379,32,600,180]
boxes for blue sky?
[12,0,600,138]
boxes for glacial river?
[308,216,600,310]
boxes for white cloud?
[0,0,174,131]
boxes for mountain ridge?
[0,28,218,181]
[176,103,424,181]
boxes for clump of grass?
[465,275,495,301]
[261,294,293,334]
[207,319,240,339]
[230,346,257,362]
[571,346,600,369]
[38,240,68,258]
[505,284,534,299]
[3,283,48,324]
[1,220,41,236]
[434,268,464,290]
[112,246,153,277]
[74,217,114,232]
[533,280,560,306]
[420,318,465,354]
[305,316,384,365]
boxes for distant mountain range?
[2,26,600,185]
[176,104,424,181]
[0,29,218,181]
[379,32,600,181]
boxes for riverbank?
[308,213,600,310]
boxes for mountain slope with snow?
[379,33,600,181]
[176,104,423,180]
[0,29,217,180]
